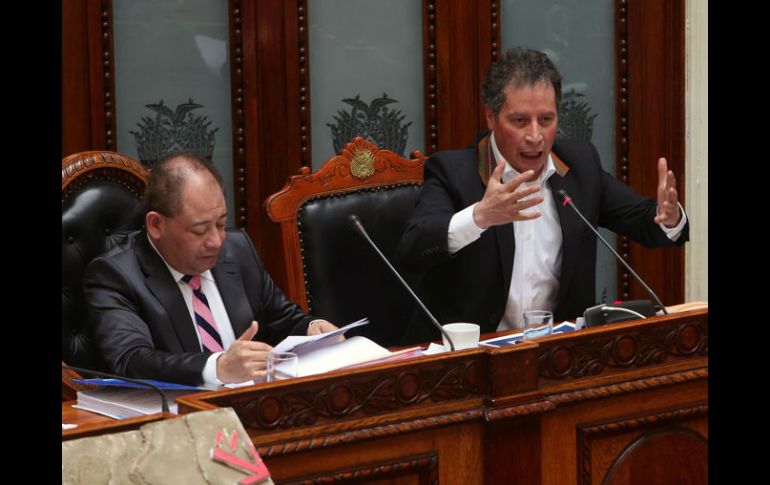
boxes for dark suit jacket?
[397,138,688,344]
[84,229,314,385]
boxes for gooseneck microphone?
[62,364,170,413]
[556,190,668,315]
[348,214,456,351]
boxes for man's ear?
[145,211,163,239]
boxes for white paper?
[73,388,191,420]
[295,336,391,377]
[272,318,369,354]
[423,342,447,355]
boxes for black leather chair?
[62,151,149,369]
[265,137,425,347]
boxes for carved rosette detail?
[233,361,483,431]
[539,321,708,380]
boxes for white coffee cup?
[442,323,480,351]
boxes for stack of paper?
[72,379,205,420]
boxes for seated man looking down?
[84,152,338,386]
[397,47,689,344]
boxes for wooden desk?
[175,309,707,484]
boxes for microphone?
[62,364,170,413]
[556,189,668,316]
[348,214,456,351]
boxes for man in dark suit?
[84,152,338,386]
[397,47,688,344]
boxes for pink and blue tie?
[182,274,224,353]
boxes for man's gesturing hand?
[216,321,273,383]
[472,160,544,229]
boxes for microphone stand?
[557,190,667,315]
[348,214,456,351]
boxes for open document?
[272,318,422,377]
[272,317,370,354]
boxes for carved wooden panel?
[222,358,484,433]
[577,403,707,485]
[538,317,707,381]
[281,452,438,485]
[171,311,710,484]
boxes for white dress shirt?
[147,236,235,386]
[447,132,687,330]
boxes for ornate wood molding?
[257,410,481,457]
[96,0,116,151]
[484,400,555,421]
[490,1,500,62]
[175,312,708,456]
[266,137,424,223]
[580,403,707,438]
[538,319,707,380]
[424,0,438,153]
[615,0,632,298]
[226,360,483,432]
[297,0,311,167]
[62,151,149,203]
[283,452,438,485]
[548,368,707,406]
[577,403,707,484]
[264,136,425,310]
[228,0,248,228]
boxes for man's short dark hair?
[144,152,225,217]
[482,47,562,118]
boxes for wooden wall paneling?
[485,415,542,485]
[62,0,116,156]
[617,0,686,304]
[430,0,497,152]
[232,0,310,290]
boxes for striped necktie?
[181,274,224,353]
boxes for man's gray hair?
[482,47,562,118]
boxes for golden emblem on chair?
[350,149,376,180]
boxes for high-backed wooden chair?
[62,151,149,395]
[265,137,425,347]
